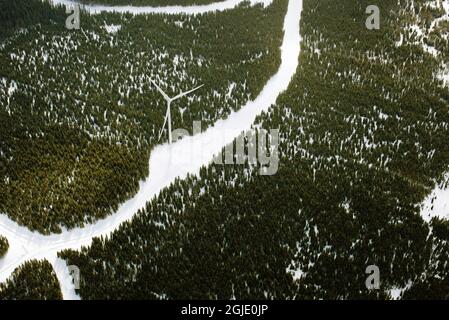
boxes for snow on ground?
[420,1,449,216]
[431,0,449,32]
[420,174,449,222]
[7,80,17,96]
[50,0,272,15]
[53,257,81,300]
[104,24,121,34]
[397,0,449,58]
[388,280,412,300]
[0,0,302,300]
[286,261,305,281]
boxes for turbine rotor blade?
[158,106,170,141]
[172,84,204,101]
[151,80,171,102]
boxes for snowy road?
[51,0,272,14]
[0,0,302,299]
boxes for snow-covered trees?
[80,0,223,5]
[0,260,62,300]
[60,0,449,299]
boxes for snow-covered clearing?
[50,0,271,15]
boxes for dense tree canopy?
[0,0,65,39]
[0,260,62,300]
[2,0,449,299]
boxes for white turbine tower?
[151,80,204,144]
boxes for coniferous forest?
[78,0,224,6]
[1,0,449,300]
[0,235,8,258]
[0,0,286,234]
[0,0,66,39]
[0,260,62,300]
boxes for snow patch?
[49,0,273,15]
[104,24,121,34]
[420,174,449,222]
[388,280,412,300]
[0,0,301,300]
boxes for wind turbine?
[151,80,204,144]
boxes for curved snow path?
[51,0,272,14]
[0,0,302,300]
